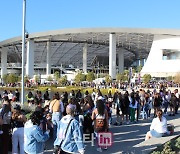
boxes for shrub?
[74,72,86,84]
[2,74,18,84]
[143,74,151,83]
[58,75,68,86]
[174,73,180,83]
[86,72,95,82]
[105,75,112,84]
[54,71,60,81]
[151,136,180,154]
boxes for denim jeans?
[164,102,169,113]
[12,127,24,154]
[52,112,61,141]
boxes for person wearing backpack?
[92,99,108,152]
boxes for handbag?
[53,118,73,154]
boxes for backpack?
[94,114,106,132]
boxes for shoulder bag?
[53,118,73,154]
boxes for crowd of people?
[0,85,179,153]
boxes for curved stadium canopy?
[1,28,180,68]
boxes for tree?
[86,72,95,82]
[136,65,143,73]
[116,73,123,82]
[143,74,151,83]
[24,76,30,84]
[47,75,53,81]
[54,71,60,81]
[174,73,180,83]
[58,75,67,86]
[2,74,8,83]
[34,75,40,83]
[74,72,86,84]
[3,74,18,84]
[105,75,112,84]
[167,76,173,81]
[116,71,128,82]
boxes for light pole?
[21,0,26,104]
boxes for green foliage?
[116,73,128,82]
[18,76,21,82]
[99,73,107,78]
[105,75,112,84]
[86,72,95,82]
[2,74,8,83]
[143,74,151,83]
[2,74,18,84]
[74,72,86,84]
[54,71,60,81]
[174,73,180,83]
[136,65,143,73]
[151,137,180,154]
[24,76,30,83]
[47,75,53,81]
[167,76,173,81]
[175,137,180,149]
[34,75,40,83]
[58,75,68,86]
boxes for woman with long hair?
[153,93,162,117]
[129,93,138,122]
[145,109,168,140]
[0,96,12,154]
[11,105,26,154]
[123,91,130,124]
[92,99,108,152]
[49,92,62,141]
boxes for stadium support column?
[26,39,34,78]
[118,49,124,73]
[1,48,7,81]
[109,33,116,79]
[83,43,87,74]
[46,41,51,75]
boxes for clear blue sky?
[1,0,180,41]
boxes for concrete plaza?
[44,109,180,154]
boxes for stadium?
[0,27,180,79]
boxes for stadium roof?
[1,27,180,68]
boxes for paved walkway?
[44,109,180,154]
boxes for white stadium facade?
[0,27,180,79]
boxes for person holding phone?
[24,111,50,154]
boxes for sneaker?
[103,147,108,150]
[97,147,102,152]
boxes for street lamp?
[21,0,26,104]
